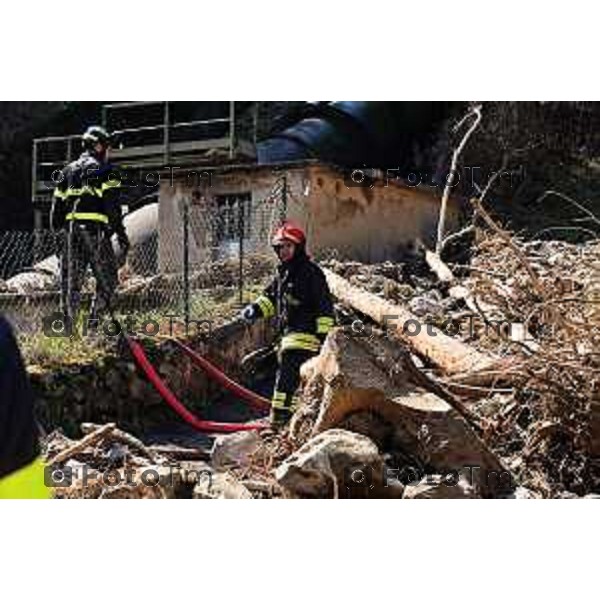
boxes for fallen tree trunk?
[323,268,500,377]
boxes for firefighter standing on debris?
[51,125,130,326]
[0,316,50,498]
[241,222,335,428]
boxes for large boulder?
[308,329,416,444]
[275,428,404,499]
[304,329,513,497]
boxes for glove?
[241,304,258,324]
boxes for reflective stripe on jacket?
[51,152,124,233]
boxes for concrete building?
[157,161,462,272]
[30,102,463,275]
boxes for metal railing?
[32,101,258,208]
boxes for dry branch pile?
[40,224,599,499]
[43,423,210,499]
[446,230,600,496]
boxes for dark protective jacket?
[0,316,50,498]
[253,250,335,352]
[51,151,127,239]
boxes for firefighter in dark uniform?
[0,316,50,498]
[241,223,335,427]
[51,125,129,326]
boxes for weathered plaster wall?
[294,165,462,262]
[158,163,462,271]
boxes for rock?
[409,294,443,317]
[193,472,253,499]
[4,270,58,293]
[275,429,404,499]
[299,354,323,382]
[309,329,416,437]
[211,430,261,470]
[403,474,479,499]
[307,330,512,497]
[393,283,416,300]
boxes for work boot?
[270,390,295,430]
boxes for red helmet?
[272,222,306,246]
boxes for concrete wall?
[31,320,274,437]
[158,163,462,270]
[291,165,462,262]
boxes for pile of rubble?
[42,227,600,499]
[43,423,211,499]
[449,232,600,496]
[222,228,599,499]
[42,422,274,499]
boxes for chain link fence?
[0,178,288,361]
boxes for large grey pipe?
[4,203,158,292]
[257,100,453,170]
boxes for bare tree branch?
[536,190,600,228]
[470,196,545,298]
[436,105,482,254]
[440,224,475,253]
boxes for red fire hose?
[127,337,269,433]
[170,338,271,411]
[81,227,269,434]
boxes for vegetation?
[20,281,268,369]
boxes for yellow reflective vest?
[0,316,51,499]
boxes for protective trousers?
[271,348,317,426]
[60,223,118,322]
